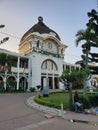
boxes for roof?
[21,16,61,42]
[0,48,29,58]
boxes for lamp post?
[0,25,5,28]
[0,24,9,45]
[69,82,73,111]
[0,37,9,45]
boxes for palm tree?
[76,9,98,73]
[75,28,96,68]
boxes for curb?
[26,96,98,126]
[26,96,66,117]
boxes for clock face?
[48,43,52,49]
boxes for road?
[0,93,98,130]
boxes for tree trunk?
[69,83,73,111]
[83,80,87,96]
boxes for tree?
[59,69,89,111]
[75,28,96,68]
[86,9,98,74]
[75,9,98,74]
[0,24,9,45]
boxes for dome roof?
[21,16,61,41]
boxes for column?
[4,72,7,89]
[52,75,55,89]
[17,56,20,90]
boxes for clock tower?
[19,17,68,89]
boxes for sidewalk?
[26,96,98,125]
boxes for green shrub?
[0,87,5,93]
[30,87,36,92]
[34,96,61,109]
[80,93,98,109]
[34,92,98,110]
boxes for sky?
[0,0,97,63]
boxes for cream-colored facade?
[0,17,80,91]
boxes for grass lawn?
[35,91,98,110]
[41,92,70,109]
[35,92,74,110]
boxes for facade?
[0,49,29,91]
[0,17,80,91]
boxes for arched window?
[7,76,16,91]
[41,59,58,71]
[37,40,39,48]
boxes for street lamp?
[0,25,5,28]
[0,24,9,45]
[0,37,9,45]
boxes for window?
[48,43,52,49]
[41,59,57,71]
[37,40,39,48]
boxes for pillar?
[4,72,7,90]
[52,75,55,89]
[17,57,20,90]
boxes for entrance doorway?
[54,77,59,89]
[19,77,28,91]
[41,76,52,89]
[49,77,52,89]
[41,75,59,89]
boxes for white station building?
[0,17,80,91]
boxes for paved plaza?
[0,93,98,130]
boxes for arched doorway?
[6,76,16,92]
[19,77,28,91]
[41,59,59,89]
